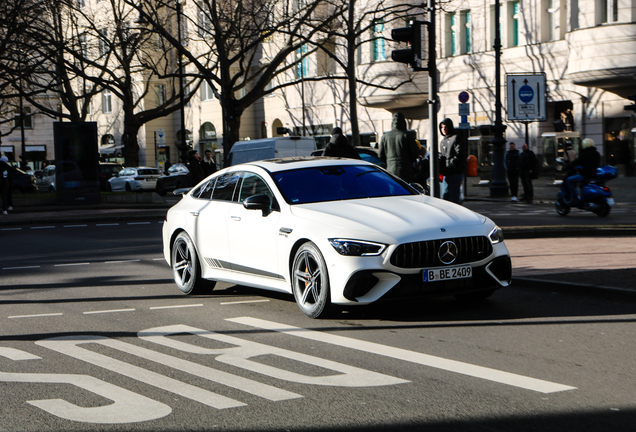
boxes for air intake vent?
[390,236,493,268]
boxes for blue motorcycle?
[555,161,617,217]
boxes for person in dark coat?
[200,149,217,176]
[518,143,537,203]
[378,112,420,182]
[187,150,205,187]
[439,118,465,204]
[504,142,520,202]
[565,138,601,203]
[323,128,360,159]
[0,156,13,215]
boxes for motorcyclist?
[565,138,600,204]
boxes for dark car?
[99,162,124,191]
[155,163,191,196]
[311,146,387,169]
[11,167,38,194]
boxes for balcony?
[565,23,636,99]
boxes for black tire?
[156,184,166,196]
[555,196,570,216]
[594,200,611,217]
[291,242,332,318]
[107,183,113,192]
[125,183,132,192]
[454,289,496,302]
[171,231,216,295]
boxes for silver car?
[107,167,162,192]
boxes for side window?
[192,177,216,199]
[237,172,273,203]
[211,172,240,201]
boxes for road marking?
[0,347,41,361]
[83,308,136,315]
[127,222,151,225]
[96,223,119,226]
[3,266,40,270]
[221,299,270,305]
[227,317,577,394]
[1,227,21,231]
[8,313,63,319]
[104,260,141,264]
[54,263,90,267]
[149,304,203,310]
[63,225,87,228]
[31,226,55,229]
[152,258,165,261]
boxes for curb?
[503,225,636,239]
[513,277,636,300]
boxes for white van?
[228,137,316,166]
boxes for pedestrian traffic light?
[391,20,428,71]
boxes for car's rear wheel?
[292,242,332,318]
[171,231,215,295]
[156,184,166,196]
[125,183,132,192]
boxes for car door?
[192,172,240,274]
[227,171,282,281]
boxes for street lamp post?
[176,0,187,162]
[489,0,508,197]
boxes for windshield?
[273,165,415,204]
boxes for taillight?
[134,176,142,180]
[603,186,611,192]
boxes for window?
[211,173,240,201]
[317,39,336,76]
[192,178,216,199]
[508,1,520,47]
[99,29,109,56]
[295,44,308,78]
[462,10,471,54]
[14,107,32,129]
[598,0,618,23]
[237,173,274,206]
[185,85,191,107]
[77,0,85,7]
[448,13,457,56]
[79,33,88,58]
[155,84,166,106]
[103,89,112,113]
[372,20,385,61]
[198,11,212,36]
[201,80,214,101]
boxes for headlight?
[488,226,504,244]
[329,239,387,256]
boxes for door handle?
[190,211,199,217]
[231,216,241,221]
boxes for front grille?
[390,236,493,268]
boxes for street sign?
[458,103,470,116]
[458,91,470,103]
[506,73,547,122]
[155,128,166,146]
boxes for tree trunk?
[122,122,141,167]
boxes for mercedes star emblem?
[438,241,458,265]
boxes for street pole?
[489,0,508,197]
[176,0,187,162]
[428,0,439,198]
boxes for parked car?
[312,146,387,168]
[155,163,191,196]
[11,167,38,194]
[162,157,511,318]
[99,163,123,191]
[107,166,161,192]
[39,165,57,192]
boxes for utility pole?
[176,0,187,162]
[428,0,439,198]
[489,0,508,197]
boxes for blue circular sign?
[519,85,534,103]
[458,91,470,103]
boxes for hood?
[391,112,407,131]
[439,118,456,136]
[290,196,486,242]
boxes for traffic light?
[391,20,428,71]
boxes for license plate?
[423,265,472,282]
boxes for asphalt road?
[1,221,636,431]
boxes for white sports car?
[162,158,511,318]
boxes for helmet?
[582,138,596,149]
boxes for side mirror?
[243,194,271,215]
[409,182,425,194]
[173,187,192,196]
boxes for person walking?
[323,127,360,159]
[518,143,537,203]
[439,118,465,204]
[0,156,13,215]
[504,142,520,202]
[186,150,205,187]
[200,149,217,177]
[565,138,600,204]
[378,112,420,182]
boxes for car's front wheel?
[171,231,215,295]
[291,242,332,318]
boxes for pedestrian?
[0,156,13,215]
[200,149,217,177]
[439,118,465,204]
[518,143,537,203]
[413,140,429,186]
[187,150,205,186]
[565,138,600,204]
[378,112,420,182]
[164,159,172,175]
[563,141,577,165]
[504,142,520,202]
[323,127,360,159]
